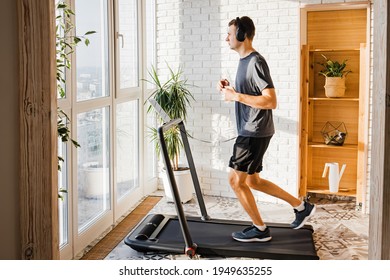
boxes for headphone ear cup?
[236,28,246,42]
[235,17,246,42]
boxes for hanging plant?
[56,2,96,98]
[56,1,96,199]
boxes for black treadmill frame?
[125,117,319,259]
[157,118,211,254]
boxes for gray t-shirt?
[235,51,275,138]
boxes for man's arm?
[221,86,277,109]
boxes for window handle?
[117,32,124,48]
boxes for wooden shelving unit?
[299,5,370,204]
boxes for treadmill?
[124,100,319,260]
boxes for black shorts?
[229,135,272,175]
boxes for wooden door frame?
[369,0,390,260]
[17,0,59,259]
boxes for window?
[77,107,111,233]
[118,0,139,90]
[58,118,69,248]
[57,0,156,259]
[145,0,157,179]
[116,101,139,201]
[76,0,110,102]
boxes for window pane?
[146,110,157,180]
[58,121,68,247]
[145,0,157,178]
[145,0,156,90]
[116,101,139,200]
[118,0,138,89]
[75,0,109,102]
[56,1,67,99]
[77,107,110,233]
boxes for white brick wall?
[155,0,372,206]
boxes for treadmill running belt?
[125,214,319,260]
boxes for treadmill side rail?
[178,122,210,220]
[158,122,196,255]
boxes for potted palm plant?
[318,54,351,98]
[145,65,195,203]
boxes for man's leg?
[228,168,272,242]
[245,173,316,229]
[228,169,265,226]
[245,173,301,207]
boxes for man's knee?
[246,174,262,189]
[228,170,246,191]
[228,172,237,187]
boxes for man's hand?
[217,79,230,91]
[221,86,238,102]
[219,86,277,109]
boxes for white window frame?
[57,0,157,259]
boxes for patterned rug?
[105,195,368,260]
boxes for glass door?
[73,0,114,254]
[113,0,143,220]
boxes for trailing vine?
[56,1,96,198]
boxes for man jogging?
[217,16,316,242]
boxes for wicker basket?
[324,77,346,98]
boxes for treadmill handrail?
[157,119,210,220]
[178,122,210,221]
[158,123,194,252]
[158,118,182,132]
[157,118,210,255]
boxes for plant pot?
[83,162,109,198]
[324,77,346,98]
[162,168,193,203]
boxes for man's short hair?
[228,16,255,41]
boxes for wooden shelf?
[309,97,359,102]
[309,48,360,53]
[308,143,357,150]
[307,186,356,197]
[299,6,369,204]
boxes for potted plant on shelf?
[318,54,351,98]
[145,65,195,203]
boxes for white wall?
[155,0,372,205]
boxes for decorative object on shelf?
[322,162,346,193]
[321,121,348,146]
[318,54,351,98]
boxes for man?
[217,16,316,242]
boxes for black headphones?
[235,17,246,42]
